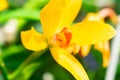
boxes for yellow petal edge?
[21,27,48,51]
[69,21,116,46]
[50,47,89,80]
[94,41,110,67]
[40,0,82,38]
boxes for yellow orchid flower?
[0,0,8,11]
[79,8,117,67]
[21,0,116,80]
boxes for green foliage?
[11,62,41,80]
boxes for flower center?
[50,27,80,54]
[55,27,72,47]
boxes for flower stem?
[0,50,9,80]
[9,48,48,79]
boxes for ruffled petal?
[40,0,82,38]
[50,47,89,80]
[21,27,48,51]
[69,21,116,46]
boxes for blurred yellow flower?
[79,9,117,67]
[21,0,116,80]
[0,0,8,11]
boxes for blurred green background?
[0,0,120,80]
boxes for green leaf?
[0,9,40,22]
[2,45,25,59]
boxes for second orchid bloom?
[21,0,116,80]
[79,8,117,67]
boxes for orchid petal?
[94,41,110,67]
[83,13,104,22]
[21,27,48,51]
[40,0,82,38]
[69,21,116,46]
[79,45,91,57]
[50,47,89,80]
